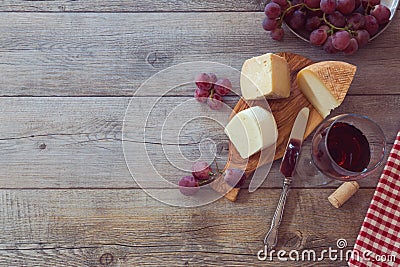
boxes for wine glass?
[296,114,386,185]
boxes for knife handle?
[264,177,292,250]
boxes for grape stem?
[199,177,216,186]
[365,0,373,15]
[198,159,224,186]
[209,171,223,177]
[305,5,321,11]
[279,3,321,26]
[279,3,302,26]
[281,3,302,19]
[214,158,220,173]
[209,88,215,99]
[322,13,356,35]
[284,3,321,16]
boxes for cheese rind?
[224,106,278,159]
[241,53,291,100]
[297,61,356,118]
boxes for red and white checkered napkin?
[348,131,400,267]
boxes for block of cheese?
[240,53,291,100]
[297,61,357,118]
[224,106,278,159]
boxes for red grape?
[307,9,324,17]
[343,38,359,55]
[281,2,290,11]
[328,11,347,28]
[214,78,232,96]
[192,161,213,180]
[355,29,370,47]
[194,88,210,103]
[324,36,340,53]
[260,0,381,54]
[178,176,199,196]
[332,30,351,50]
[354,0,362,9]
[207,93,224,110]
[195,73,212,91]
[284,6,295,18]
[286,10,306,30]
[262,17,278,31]
[337,0,356,15]
[265,2,282,19]
[209,73,218,84]
[320,0,337,14]
[362,0,380,9]
[347,13,365,30]
[305,16,322,31]
[362,2,372,13]
[271,27,284,40]
[304,0,320,8]
[362,0,380,13]
[272,0,288,6]
[319,24,331,32]
[364,15,379,36]
[310,29,328,45]
[369,0,381,6]
[224,168,246,188]
[371,5,391,24]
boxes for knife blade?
[280,107,310,178]
[264,107,310,250]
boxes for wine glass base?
[295,154,333,187]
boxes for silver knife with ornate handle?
[264,107,310,250]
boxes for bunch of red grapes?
[263,0,392,54]
[194,73,232,110]
[178,161,246,196]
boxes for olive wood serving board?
[211,52,326,201]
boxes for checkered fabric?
[348,131,400,267]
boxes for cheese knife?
[264,107,310,250]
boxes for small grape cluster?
[194,73,232,110]
[263,0,392,54]
[178,161,246,196]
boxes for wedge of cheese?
[224,106,278,159]
[241,53,291,100]
[297,61,357,118]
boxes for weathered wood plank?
[0,188,375,266]
[0,0,267,12]
[1,0,398,12]
[0,12,399,96]
[0,96,398,189]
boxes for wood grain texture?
[0,188,374,266]
[0,0,267,12]
[0,97,398,189]
[1,0,399,12]
[0,12,399,96]
[1,1,399,265]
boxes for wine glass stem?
[296,150,332,186]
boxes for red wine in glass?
[310,114,385,181]
[313,123,371,178]
[327,122,370,172]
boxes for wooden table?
[0,1,399,266]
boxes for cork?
[328,181,360,208]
